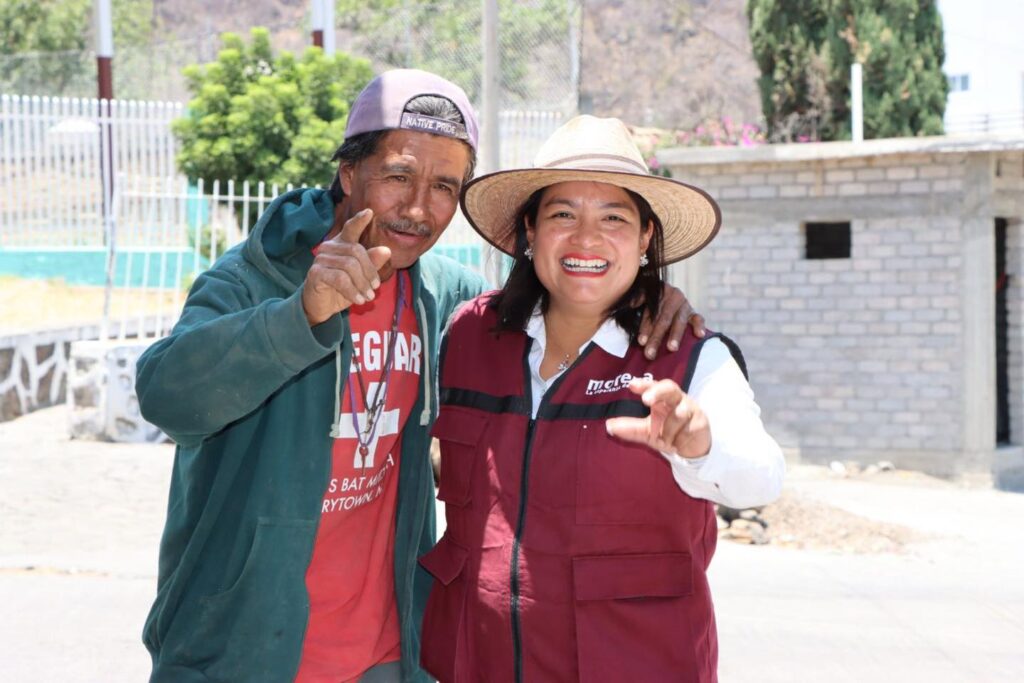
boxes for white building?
[940,0,1024,133]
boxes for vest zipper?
[510,416,536,683]
[509,341,596,682]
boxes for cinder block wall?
[664,146,1024,476]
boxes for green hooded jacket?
[137,188,488,682]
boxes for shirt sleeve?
[659,338,785,509]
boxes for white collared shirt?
[525,310,785,509]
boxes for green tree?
[172,28,373,194]
[334,0,569,103]
[0,0,156,95]
[747,0,947,141]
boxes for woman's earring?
[639,254,649,267]
[525,246,534,261]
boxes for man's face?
[339,130,472,277]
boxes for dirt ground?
[0,276,182,334]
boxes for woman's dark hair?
[489,185,666,343]
[327,94,477,203]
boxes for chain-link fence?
[1,1,582,113]
[1,3,580,317]
[0,28,303,103]
[334,0,581,112]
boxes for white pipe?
[310,0,324,32]
[323,0,335,55]
[94,0,114,57]
[851,62,864,142]
[481,0,500,173]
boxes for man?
[138,69,698,683]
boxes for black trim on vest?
[537,399,649,421]
[439,387,529,415]
[681,332,748,393]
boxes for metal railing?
[1,93,565,340]
[944,110,1024,135]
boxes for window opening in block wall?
[996,217,1010,444]
[947,73,970,92]
[804,221,851,259]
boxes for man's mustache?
[379,219,431,237]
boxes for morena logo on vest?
[584,371,654,396]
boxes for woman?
[419,115,784,682]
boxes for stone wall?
[68,340,164,443]
[662,138,1024,476]
[0,331,70,422]
[0,319,172,423]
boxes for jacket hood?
[244,187,337,292]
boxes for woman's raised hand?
[605,377,711,459]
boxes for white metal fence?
[0,94,183,247]
[945,110,1024,135]
[0,93,564,338]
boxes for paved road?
[2,406,1023,681]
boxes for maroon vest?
[420,295,726,683]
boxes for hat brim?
[460,168,721,266]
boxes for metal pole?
[481,0,502,285]
[311,0,324,48]
[851,62,864,142]
[567,0,580,114]
[481,0,500,173]
[95,0,116,317]
[323,0,336,55]
[95,0,114,100]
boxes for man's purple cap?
[344,69,479,151]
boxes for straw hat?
[460,115,721,266]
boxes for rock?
[864,464,880,476]
[878,461,896,472]
[829,460,847,476]
[725,520,768,545]
[716,504,744,524]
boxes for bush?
[173,28,373,195]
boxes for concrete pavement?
[2,405,1022,681]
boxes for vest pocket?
[572,552,699,682]
[419,534,470,682]
[431,408,488,507]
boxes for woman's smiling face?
[527,180,652,316]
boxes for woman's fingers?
[610,379,691,451]
[638,379,685,410]
[605,415,654,444]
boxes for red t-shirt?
[296,270,422,683]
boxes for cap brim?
[460,168,721,266]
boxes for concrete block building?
[660,135,1024,483]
